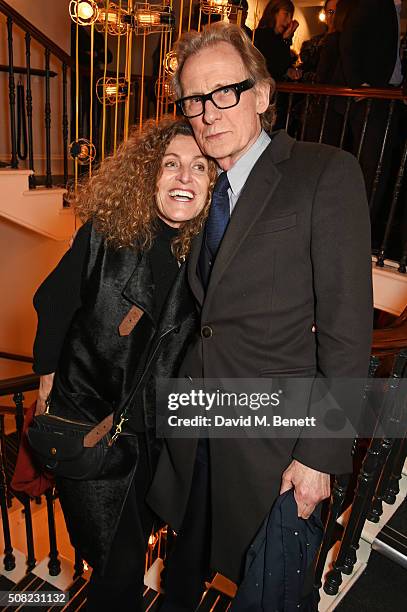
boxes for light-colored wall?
[0,217,69,359]
[5,0,71,54]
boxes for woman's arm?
[33,222,92,375]
[36,372,55,415]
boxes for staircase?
[0,169,74,242]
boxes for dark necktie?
[198,171,231,288]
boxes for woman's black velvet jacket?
[34,222,198,574]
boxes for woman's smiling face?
[156,134,211,228]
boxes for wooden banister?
[276,82,405,101]
[372,306,407,354]
[0,0,73,67]
[0,373,39,396]
[0,352,33,363]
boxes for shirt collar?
[226,129,271,197]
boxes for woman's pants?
[85,436,154,611]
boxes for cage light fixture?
[95,2,130,35]
[96,77,129,105]
[69,139,97,165]
[155,76,173,103]
[69,0,99,25]
[200,0,231,17]
[133,3,175,35]
[164,50,178,76]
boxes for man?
[228,0,252,40]
[148,22,372,610]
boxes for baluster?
[355,98,372,161]
[0,414,12,509]
[74,549,85,578]
[324,352,406,595]
[13,391,24,446]
[318,95,330,144]
[24,33,36,188]
[45,48,52,188]
[7,17,18,168]
[62,63,69,188]
[369,100,395,212]
[368,435,405,522]
[324,436,392,594]
[314,473,350,590]
[339,97,351,149]
[377,138,407,267]
[0,426,15,571]
[45,488,61,575]
[21,493,36,571]
[284,92,293,132]
[383,437,407,504]
[300,94,310,141]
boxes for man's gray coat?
[148,130,373,581]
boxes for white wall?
[0,217,69,359]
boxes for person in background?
[33,117,216,611]
[228,0,252,40]
[299,0,337,82]
[302,0,353,145]
[254,0,301,82]
[314,0,353,85]
[337,0,402,249]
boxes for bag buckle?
[45,395,51,415]
[108,414,128,446]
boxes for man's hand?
[286,67,302,81]
[280,459,330,519]
[35,373,55,415]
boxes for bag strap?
[84,412,114,447]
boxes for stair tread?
[336,550,407,612]
[0,575,15,590]
[374,495,407,557]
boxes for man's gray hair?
[171,22,276,132]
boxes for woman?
[32,117,216,610]
[302,0,354,146]
[254,0,300,82]
[314,0,353,85]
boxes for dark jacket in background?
[231,490,323,612]
[254,28,293,81]
[339,0,398,88]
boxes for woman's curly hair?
[71,117,217,261]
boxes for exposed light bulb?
[319,10,326,22]
[136,11,161,26]
[77,1,95,20]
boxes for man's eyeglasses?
[176,79,255,119]
[326,9,336,15]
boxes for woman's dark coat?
[45,223,197,574]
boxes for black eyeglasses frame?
[176,78,255,118]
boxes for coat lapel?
[186,130,296,313]
[187,231,205,307]
[121,251,155,322]
[203,132,295,314]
